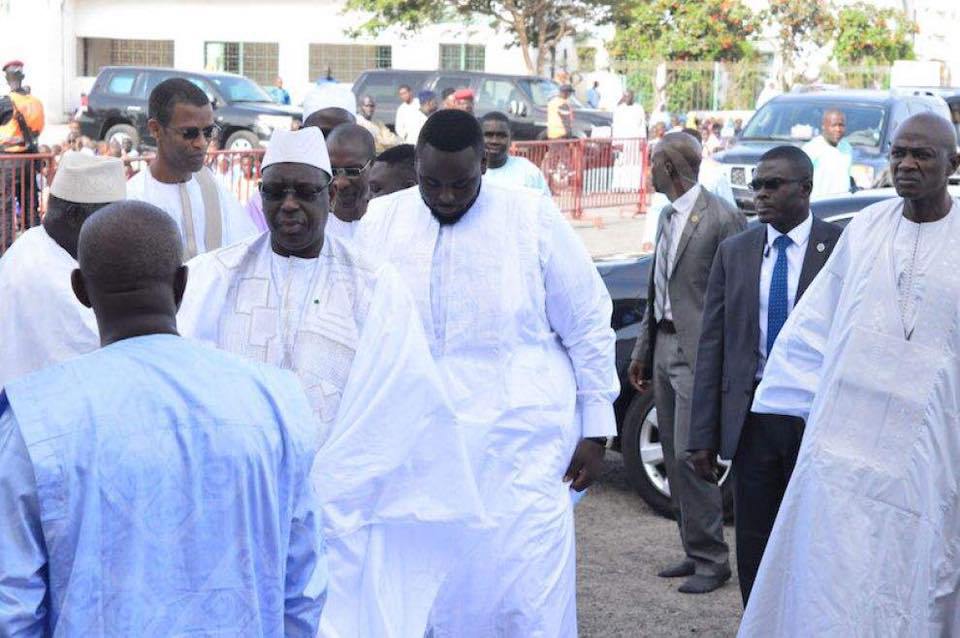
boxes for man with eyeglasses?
[627,132,744,595]
[686,146,841,606]
[357,109,618,636]
[128,78,257,258]
[325,123,376,239]
[178,126,484,638]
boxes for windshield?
[742,101,886,148]
[517,79,585,109]
[208,75,274,103]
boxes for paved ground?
[572,207,653,259]
[576,451,743,637]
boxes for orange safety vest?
[0,92,45,152]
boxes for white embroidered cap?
[261,127,332,177]
[49,151,126,203]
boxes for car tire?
[225,130,259,151]
[621,391,735,521]
[104,123,139,148]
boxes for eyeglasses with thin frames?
[259,181,331,202]
[330,160,372,179]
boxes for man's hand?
[628,359,651,393]
[690,449,720,483]
[564,439,606,492]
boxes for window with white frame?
[439,44,485,72]
[204,41,279,86]
[308,44,392,83]
[77,38,174,76]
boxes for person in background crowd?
[628,132,745,594]
[126,78,257,258]
[0,200,327,637]
[441,87,456,109]
[587,81,601,109]
[453,88,475,114]
[368,144,417,199]
[79,137,96,156]
[734,118,744,137]
[480,111,550,195]
[669,115,683,132]
[407,90,437,146]
[704,122,724,156]
[547,84,575,140]
[612,90,648,192]
[179,126,484,638]
[612,90,647,139]
[268,76,291,105]
[756,79,782,109]
[95,141,109,156]
[0,59,45,248]
[358,109,617,636]
[106,141,122,158]
[688,146,842,606]
[356,94,399,153]
[0,152,125,388]
[395,84,421,144]
[325,123,376,239]
[802,109,854,197]
[738,112,960,638]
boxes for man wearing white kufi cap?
[178,127,485,638]
[0,151,125,387]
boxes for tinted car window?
[357,73,428,103]
[516,78,584,108]
[207,76,272,103]
[742,101,886,147]
[106,71,139,96]
[434,75,472,95]
[477,79,520,112]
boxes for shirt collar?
[766,212,813,249]
[671,183,702,216]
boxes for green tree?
[343,0,612,75]
[761,0,835,88]
[833,2,916,66]
[610,0,758,62]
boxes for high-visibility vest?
[0,92,44,152]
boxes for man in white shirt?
[738,113,960,638]
[802,109,854,198]
[358,109,618,637]
[394,84,421,144]
[479,111,550,195]
[687,146,842,606]
[325,123,377,239]
[127,78,258,258]
[0,152,125,388]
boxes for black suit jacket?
[687,216,843,460]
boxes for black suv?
[714,89,952,211]
[352,69,612,140]
[78,66,301,151]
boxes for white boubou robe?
[177,232,485,638]
[741,198,960,637]
[356,182,619,637]
[0,226,98,388]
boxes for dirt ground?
[575,451,743,637]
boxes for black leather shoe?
[677,568,732,594]
[657,559,696,578]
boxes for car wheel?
[621,392,735,521]
[104,123,139,148]
[225,130,259,151]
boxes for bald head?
[890,112,960,205]
[655,132,703,181]
[327,123,376,162]
[303,107,356,138]
[894,112,958,154]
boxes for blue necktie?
[767,234,793,356]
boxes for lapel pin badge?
[816,242,826,253]
[691,215,699,223]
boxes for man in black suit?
[687,145,843,605]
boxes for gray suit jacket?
[687,217,843,459]
[632,187,746,376]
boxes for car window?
[207,76,272,103]
[106,71,139,96]
[516,78,584,109]
[356,73,428,103]
[141,71,177,99]
[477,79,520,112]
[742,101,886,148]
[434,75,472,95]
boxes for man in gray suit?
[688,146,842,605]
[628,132,745,593]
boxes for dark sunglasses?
[167,124,221,141]
[749,177,804,192]
[331,160,372,179]
[259,181,330,202]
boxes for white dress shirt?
[757,213,812,377]
[661,183,701,321]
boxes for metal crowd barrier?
[1,139,648,255]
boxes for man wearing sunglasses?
[687,145,841,606]
[178,126,484,638]
[324,123,376,239]
[128,78,258,258]
[627,131,745,595]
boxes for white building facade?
[1,0,565,122]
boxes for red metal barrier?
[511,137,648,220]
[1,152,55,252]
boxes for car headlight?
[850,164,876,189]
[256,115,293,135]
